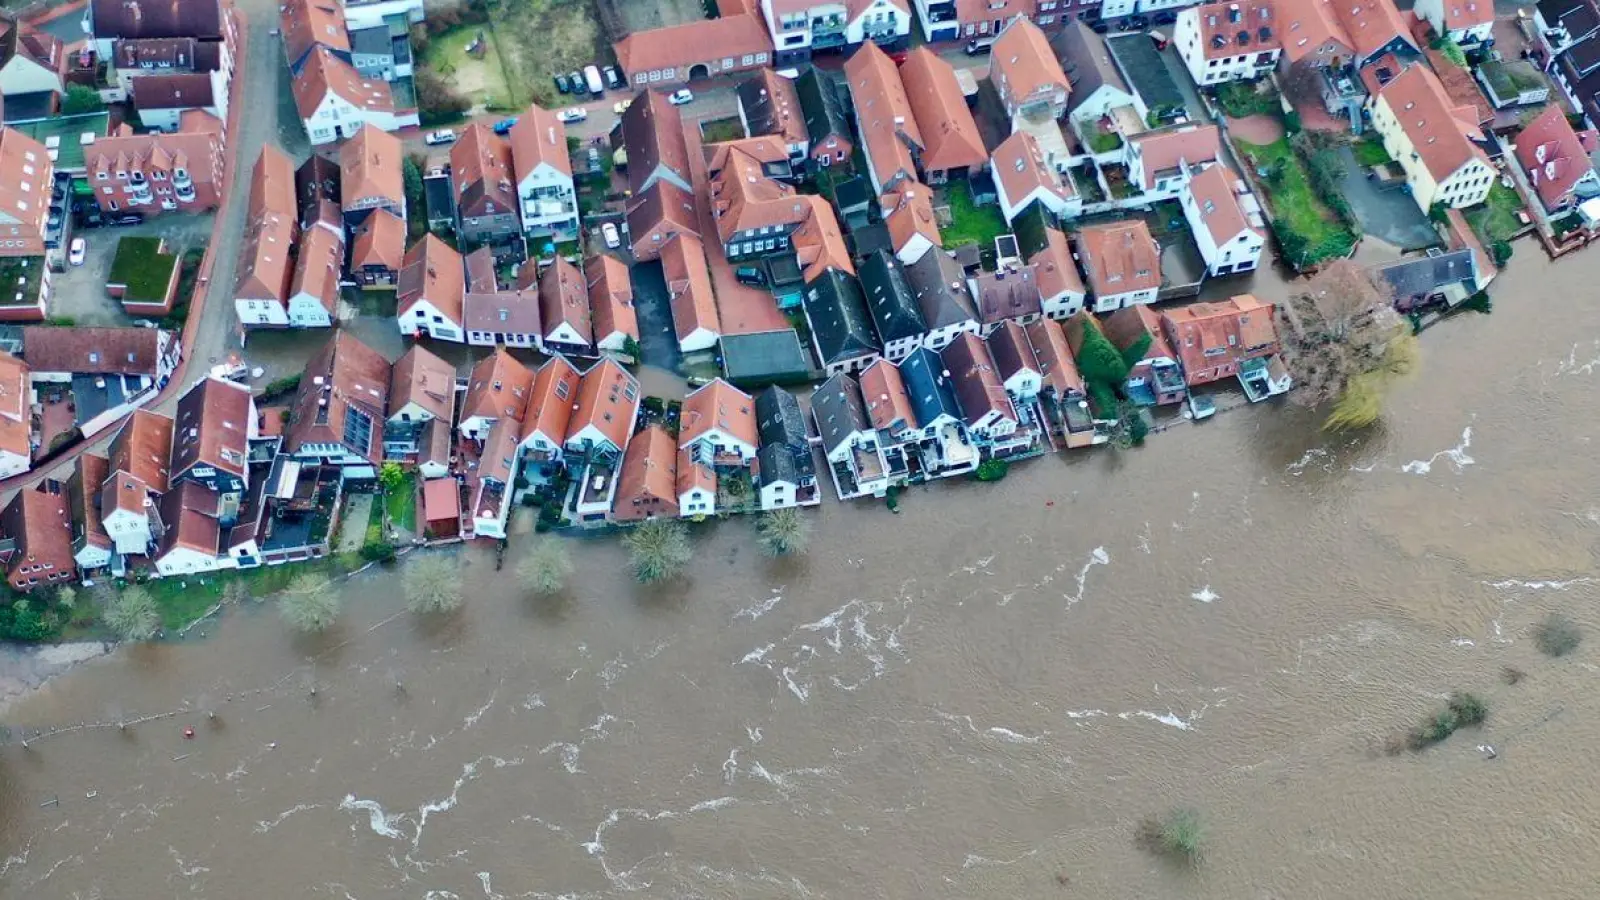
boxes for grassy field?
[1467,183,1526,244]
[140,562,329,631]
[1351,135,1392,167]
[419,24,522,111]
[1237,136,1356,267]
[493,0,607,110]
[385,471,418,532]
[700,117,746,144]
[108,236,178,303]
[938,183,1007,249]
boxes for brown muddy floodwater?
[4,252,1600,899]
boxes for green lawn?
[384,471,417,532]
[1216,81,1280,118]
[1086,129,1123,154]
[418,24,521,110]
[108,236,178,304]
[139,562,328,631]
[938,183,1007,248]
[1466,183,1526,244]
[700,117,746,144]
[1237,137,1357,267]
[1352,135,1392,167]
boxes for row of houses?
[280,0,424,145]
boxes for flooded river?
[4,249,1600,898]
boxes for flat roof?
[720,329,816,386]
[14,112,112,173]
[1106,34,1184,114]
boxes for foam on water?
[734,589,785,621]
[340,795,406,840]
[1191,586,1220,603]
[1400,427,1474,475]
[255,803,320,834]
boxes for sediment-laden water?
[2,249,1599,898]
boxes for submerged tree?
[624,519,692,583]
[279,573,341,632]
[1136,807,1205,867]
[104,586,160,642]
[518,539,573,596]
[756,508,812,557]
[1277,260,1418,429]
[405,555,463,613]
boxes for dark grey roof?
[858,251,927,345]
[904,250,980,330]
[1106,33,1184,113]
[898,345,962,425]
[720,329,815,383]
[1053,22,1132,114]
[350,26,392,57]
[795,68,851,148]
[755,384,807,448]
[804,268,881,366]
[849,223,894,259]
[736,76,782,140]
[1543,0,1600,43]
[757,440,812,487]
[1376,249,1477,300]
[423,172,455,225]
[834,176,873,214]
[1,92,53,124]
[810,373,869,455]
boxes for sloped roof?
[340,123,404,212]
[1029,227,1085,301]
[612,424,676,514]
[518,356,582,445]
[859,357,918,433]
[566,356,639,451]
[810,372,870,454]
[171,375,251,479]
[461,349,533,423]
[941,330,1017,427]
[880,181,943,258]
[1130,124,1221,189]
[858,250,928,345]
[389,344,455,422]
[992,130,1075,209]
[292,46,394,120]
[804,268,881,366]
[1186,163,1257,246]
[285,330,391,463]
[397,234,465,325]
[993,18,1070,105]
[844,41,921,190]
[1516,103,1594,209]
[1186,0,1281,61]
[350,207,406,272]
[451,122,517,219]
[614,15,772,77]
[290,222,344,315]
[904,249,979,329]
[1076,220,1161,296]
[586,254,637,344]
[737,68,807,148]
[537,256,592,345]
[1376,63,1489,183]
[660,233,721,343]
[899,47,987,174]
[107,407,172,491]
[1025,316,1085,397]
[620,89,691,196]
[795,68,852,147]
[507,103,573,181]
[680,378,757,449]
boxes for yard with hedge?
[1237,136,1357,269]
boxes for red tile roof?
[235,148,297,304]
[991,130,1074,210]
[1185,164,1258,246]
[171,375,251,480]
[538,257,592,346]
[1376,63,1488,184]
[614,15,772,77]
[898,47,987,174]
[1025,317,1085,396]
[586,254,638,345]
[680,378,757,450]
[507,103,573,180]
[992,18,1070,106]
[567,356,639,452]
[518,356,582,446]
[389,344,456,422]
[350,208,406,272]
[398,234,465,325]
[290,222,344,316]
[0,128,51,249]
[451,122,517,220]
[1029,227,1085,301]
[792,195,855,281]
[661,233,721,344]
[107,408,173,492]
[461,349,533,424]
[340,123,405,215]
[620,90,691,196]
[0,351,28,460]
[1130,124,1220,189]
[247,145,297,222]
[1160,294,1279,384]
[844,41,921,190]
[280,0,349,64]
[2,487,74,587]
[1277,0,1412,62]
[859,357,917,432]
[73,453,112,552]
[22,326,164,376]
[1437,0,1492,31]
[676,446,715,502]
[292,45,395,120]
[880,181,943,258]
[129,71,214,110]
[285,331,391,463]
[1076,220,1161,297]
[612,425,677,520]
[1516,104,1593,210]
[1423,49,1493,127]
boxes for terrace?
[13,112,111,174]
[0,257,46,310]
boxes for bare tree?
[405,555,463,614]
[518,539,573,596]
[1277,260,1416,428]
[279,573,342,632]
[104,586,160,642]
[1281,63,1325,110]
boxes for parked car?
[554,73,572,94]
[424,128,457,146]
[567,71,583,92]
[1153,10,1177,23]
[583,65,604,95]
[68,238,86,266]
[492,117,519,135]
[106,213,144,226]
[601,222,621,248]
[603,65,622,89]
[613,100,629,115]
[1127,15,1148,28]
[964,36,996,55]
[668,88,694,106]
[558,107,589,124]
[735,265,766,286]
[1090,20,1110,32]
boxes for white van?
[584,65,604,95]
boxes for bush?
[1283,110,1302,133]
[1404,692,1488,750]
[974,458,1009,482]
[1136,807,1204,866]
[405,555,463,613]
[379,461,407,493]
[756,508,812,556]
[519,539,573,595]
[1490,240,1513,266]
[278,574,341,632]
[104,586,160,641]
[261,374,301,400]
[1534,613,1581,657]
[361,541,396,562]
[623,519,692,583]
[62,84,105,115]
[416,69,470,125]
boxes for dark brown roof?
[971,264,1042,325]
[106,408,172,496]
[71,453,113,552]
[940,331,1017,426]
[129,72,215,111]
[21,326,163,376]
[620,90,691,196]
[91,0,225,41]
[451,123,517,220]
[171,375,251,480]
[113,36,221,72]
[986,319,1039,383]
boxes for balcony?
[175,183,196,203]
[523,197,577,220]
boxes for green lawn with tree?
[937,184,1007,249]
[1237,137,1356,269]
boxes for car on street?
[601,222,621,248]
[424,129,457,145]
[603,66,622,89]
[613,100,629,115]
[555,73,572,94]
[964,36,996,55]
[68,238,86,266]
[558,107,589,124]
[492,117,519,135]
[668,88,694,105]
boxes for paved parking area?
[1334,146,1441,251]
[52,215,215,326]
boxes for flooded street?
[4,249,1600,898]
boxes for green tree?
[518,539,573,595]
[62,84,105,115]
[1434,32,1468,68]
[278,573,341,632]
[756,508,812,556]
[405,555,463,613]
[1534,612,1582,657]
[1074,316,1131,386]
[104,586,160,641]
[621,336,642,361]
[1428,201,1450,225]
[623,519,692,583]
[379,461,407,493]
[1137,807,1205,866]
[973,458,1009,482]
[1119,332,1152,370]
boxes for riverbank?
[0,641,113,715]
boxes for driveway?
[628,260,684,373]
[1335,146,1442,251]
[53,215,215,326]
